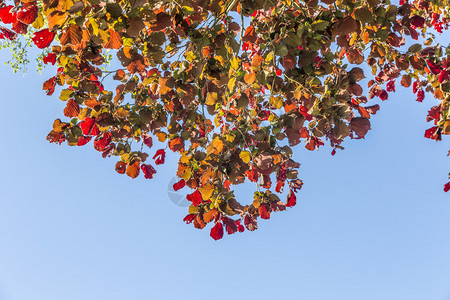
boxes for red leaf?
[222,217,238,235]
[187,190,202,206]
[439,70,449,84]
[142,133,153,148]
[173,179,185,191]
[258,203,271,219]
[43,53,57,65]
[286,191,297,207]
[12,21,28,34]
[141,163,156,179]
[80,117,95,135]
[444,183,450,192]
[32,29,55,49]
[0,27,17,40]
[77,136,91,146]
[94,132,112,151]
[183,214,196,224]
[424,126,439,140]
[426,60,441,74]
[223,179,231,190]
[17,4,37,25]
[210,222,224,240]
[417,89,425,102]
[378,90,388,100]
[0,5,17,24]
[153,149,165,165]
[236,220,244,232]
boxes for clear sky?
[0,49,449,300]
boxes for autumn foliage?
[1,0,449,239]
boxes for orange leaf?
[47,10,68,31]
[103,29,122,49]
[126,161,140,179]
[203,208,218,223]
[63,99,80,118]
[244,71,256,84]
[60,24,82,46]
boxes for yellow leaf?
[180,152,190,164]
[225,134,235,143]
[230,57,240,70]
[239,150,251,163]
[228,77,236,91]
[182,167,192,180]
[270,96,283,109]
[199,183,214,200]
[214,55,225,66]
[206,92,218,105]
[116,107,130,118]
[32,13,44,29]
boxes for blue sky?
[0,51,449,300]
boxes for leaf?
[173,179,186,191]
[239,150,251,163]
[206,92,218,105]
[142,133,153,148]
[17,5,37,25]
[349,117,371,138]
[115,161,126,174]
[244,71,256,84]
[286,191,297,207]
[63,99,80,118]
[258,203,271,219]
[334,17,359,35]
[60,24,82,46]
[199,183,214,200]
[103,29,122,49]
[126,161,140,179]
[141,163,156,179]
[159,77,174,95]
[210,222,224,240]
[153,149,165,165]
[244,214,258,231]
[32,29,55,48]
[187,190,202,206]
[47,10,68,31]
[203,208,218,223]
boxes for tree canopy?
[0,0,449,239]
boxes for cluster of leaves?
[0,0,449,239]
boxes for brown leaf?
[126,18,145,37]
[334,17,359,36]
[349,117,371,138]
[401,75,411,87]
